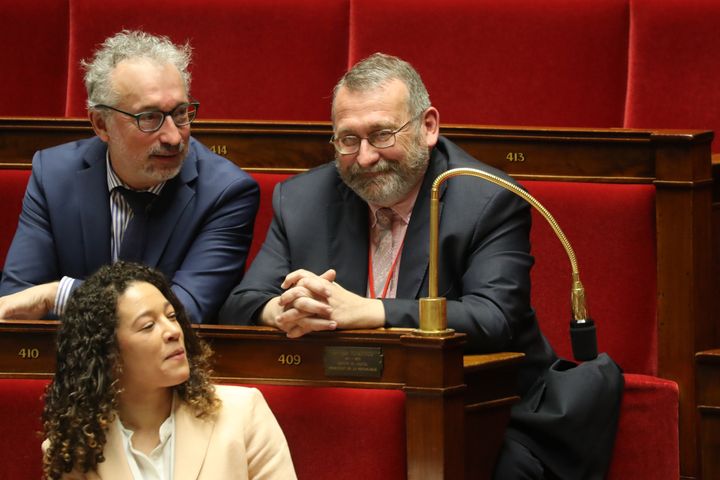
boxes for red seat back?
[0,169,31,269]
[523,181,657,375]
[64,0,349,121]
[0,0,69,116]
[253,384,406,479]
[348,0,629,127]
[0,378,48,480]
[246,172,295,268]
[624,0,720,152]
[0,378,406,480]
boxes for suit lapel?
[328,181,370,296]
[143,152,198,266]
[173,399,214,480]
[397,149,448,299]
[77,141,112,272]
[95,419,134,480]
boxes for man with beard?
[0,30,259,323]
[219,53,620,479]
[221,52,551,362]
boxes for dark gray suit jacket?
[220,136,555,394]
[0,136,259,323]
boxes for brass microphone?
[415,168,598,361]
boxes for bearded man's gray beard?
[335,139,430,207]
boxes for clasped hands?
[261,269,384,339]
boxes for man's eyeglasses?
[330,110,425,155]
[94,101,200,133]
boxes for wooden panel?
[0,117,708,180]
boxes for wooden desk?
[0,320,523,479]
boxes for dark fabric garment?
[493,437,547,480]
[506,353,624,480]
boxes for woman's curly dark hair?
[41,261,219,479]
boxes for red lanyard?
[367,238,405,299]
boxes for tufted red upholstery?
[348,0,629,127]
[624,0,720,152]
[64,0,349,120]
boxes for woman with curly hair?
[42,261,296,479]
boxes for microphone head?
[570,318,598,361]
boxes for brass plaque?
[324,346,383,378]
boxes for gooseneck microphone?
[415,167,598,361]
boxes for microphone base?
[417,297,454,337]
[412,328,456,337]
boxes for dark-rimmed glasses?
[95,101,200,133]
[330,109,425,155]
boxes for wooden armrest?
[696,349,720,480]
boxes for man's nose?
[355,138,380,168]
[157,115,183,145]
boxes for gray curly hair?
[332,52,431,121]
[82,30,192,110]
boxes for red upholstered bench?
[0,378,405,480]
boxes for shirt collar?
[368,178,423,227]
[117,394,177,445]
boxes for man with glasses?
[220,52,618,480]
[0,30,259,323]
[222,52,551,359]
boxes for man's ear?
[89,109,110,142]
[422,107,440,148]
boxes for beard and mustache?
[141,141,187,183]
[335,132,430,207]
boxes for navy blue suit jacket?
[220,136,555,394]
[0,136,259,323]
